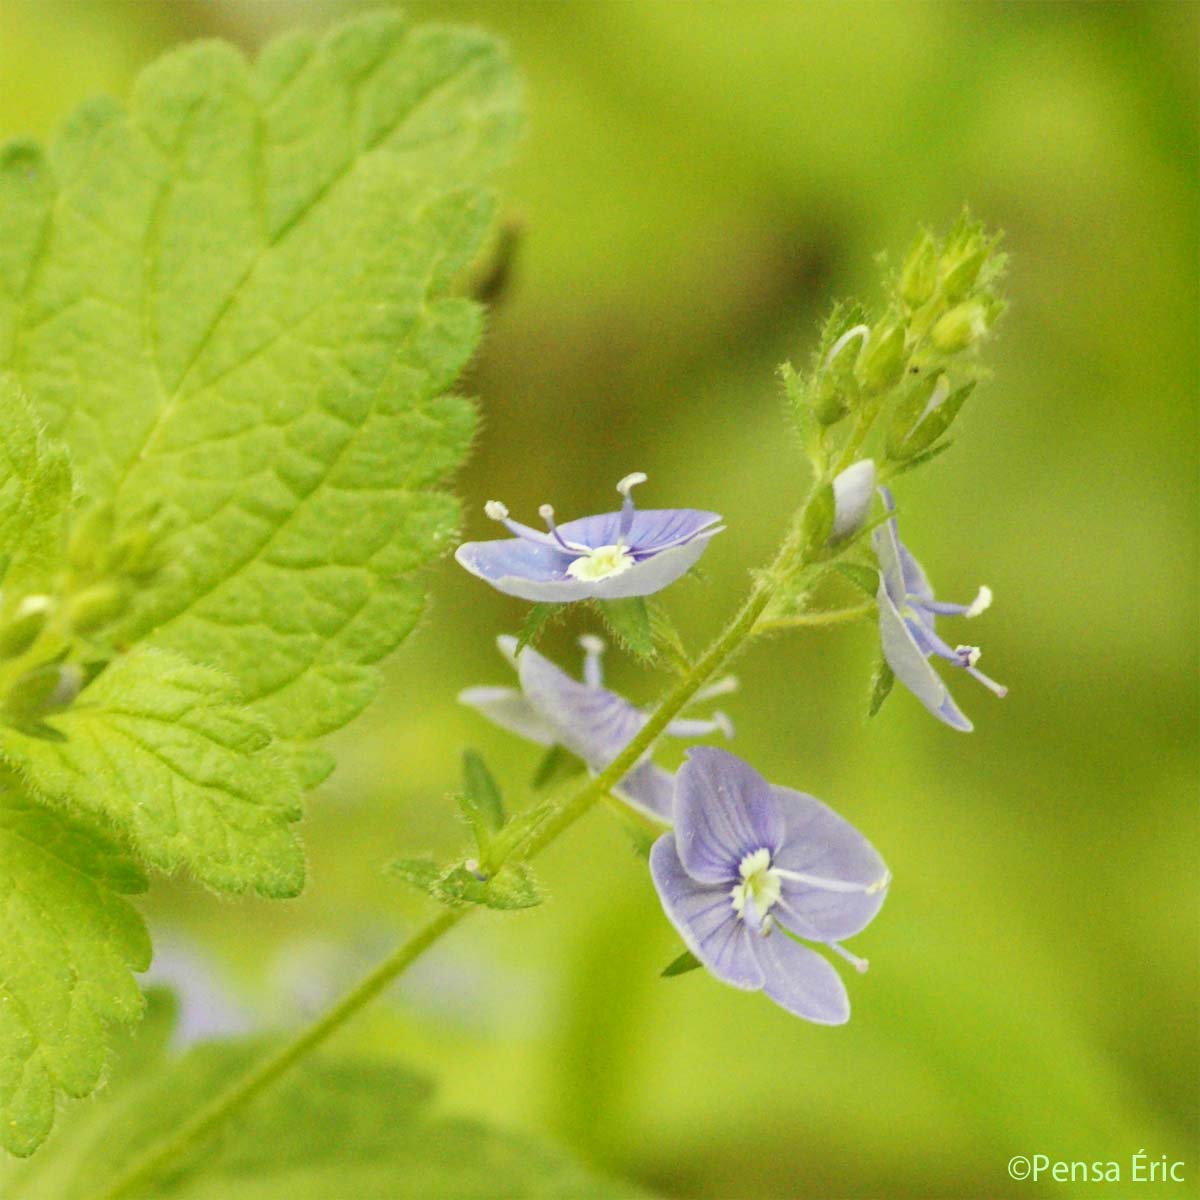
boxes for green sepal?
[516,603,562,653]
[646,598,690,673]
[596,597,656,663]
[460,748,505,841]
[531,743,585,791]
[834,561,881,598]
[801,483,836,558]
[436,862,544,910]
[661,949,702,978]
[897,380,974,460]
[888,439,955,477]
[868,659,895,718]
[386,856,443,894]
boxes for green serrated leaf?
[596,597,656,663]
[0,647,304,897]
[385,856,443,896]
[661,949,702,978]
[869,659,895,718]
[834,561,881,598]
[0,1032,645,1198]
[530,743,585,791]
[0,790,149,1157]
[516,603,562,653]
[435,862,544,911]
[0,12,522,754]
[460,749,505,841]
[646,599,690,672]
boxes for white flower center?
[729,848,782,924]
[566,544,635,582]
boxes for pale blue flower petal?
[615,761,675,822]
[649,834,763,990]
[750,932,850,1024]
[557,508,722,555]
[673,747,783,884]
[454,538,576,600]
[877,579,973,732]
[457,685,558,746]
[770,785,890,941]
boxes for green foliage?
[0,649,305,897]
[0,10,521,1154]
[595,597,656,663]
[516,602,563,653]
[0,792,149,1157]
[460,748,505,838]
[0,1019,646,1198]
[661,949,702,978]
[868,658,894,718]
[388,856,543,911]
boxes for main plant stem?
[96,497,820,1200]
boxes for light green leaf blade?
[0,12,522,750]
[0,789,149,1158]
[0,648,303,897]
[1,1035,651,1198]
[0,376,71,596]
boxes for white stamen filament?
[829,941,870,974]
[691,675,740,703]
[774,866,892,895]
[826,324,869,367]
[965,585,993,618]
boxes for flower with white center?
[872,487,1006,732]
[459,635,734,822]
[650,747,890,1024]
[455,473,723,602]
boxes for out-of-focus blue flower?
[650,748,889,1024]
[455,473,723,602]
[459,635,734,822]
[872,488,1006,732]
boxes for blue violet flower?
[459,635,734,822]
[650,747,889,1024]
[873,487,1006,732]
[455,473,723,602]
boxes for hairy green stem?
[95,491,830,1200]
[755,601,875,634]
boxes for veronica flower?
[459,635,734,821]
[872,488,1006,732]
[650,748,889,1024]
[455,473,723,602]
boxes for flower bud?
[0,595,52,659]
[812,376,849,426]
[931,301,988,353]
[67,502,115,574]
[830,459,876,542]
[6,662,83,720]
[900,233,938,308]
[859,322,907,395]
[66,582,127,633]
[940,244,987,303]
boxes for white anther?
[955,644,982,668]
[965,585,993,618]
[484,500,509,521]
[616,472,647,497]
[578,635,605,654]
[830,942,870,974]
[538,503,556,522]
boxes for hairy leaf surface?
[0,11,520,754]
[0,792,149,1157]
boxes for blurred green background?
[2,2,1196,1197]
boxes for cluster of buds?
[0,502,172,736]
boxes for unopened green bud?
[6,662,83,719]
[940,244,987,303]
[931,301,988,353]
[859,321,907,395]
[67,582,127,633]
[0,595,52,659]
[67,502,115,574]
[900,233,938,308]
[887,375,975,461]
[813,376,849,425]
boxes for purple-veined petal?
[454,538,578,601]
[457,686,558,746]
[674,747,783,884]
[556,508,722,554]
[614,760,675,822]
[517,644,645,767]
[650,834,763,991]
[750,930,850,1024]
[898,543,936,606]
[877,581,973,732]
[770,785,890,942]
[582,532,720,600]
